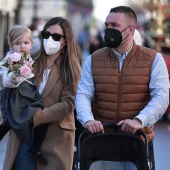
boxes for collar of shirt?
[112,45,133,60]
[112,44,133,71]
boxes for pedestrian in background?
[29,17,45,54]
[75,6,169,170]
[89,31,105,54]
[3,17,82,170]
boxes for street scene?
[0,0,170,170]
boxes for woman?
[3,17,82,170]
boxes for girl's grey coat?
[3,56,76,170]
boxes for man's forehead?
[106,12,125,21]
[105,12,128,24]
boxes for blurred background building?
[0,0,170,60]
[0,0,93,59]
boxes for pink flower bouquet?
[2,51,35,85]
[4,52,34,77]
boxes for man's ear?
[129,25,135,35]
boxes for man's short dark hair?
[110,6,137,25]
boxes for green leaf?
[2,63,8,67]
[23,51,27,59]
[20,57,25,63]
[13,63,20,70]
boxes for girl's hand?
[11,74,23,84]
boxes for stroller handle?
[82,122,144,135]
[80,122,121,135]
[103,122,121,130]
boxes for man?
[75,6,169,170]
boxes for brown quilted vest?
[91,44,156,141]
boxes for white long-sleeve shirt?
[75,48,169,128]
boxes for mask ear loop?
[121,25,130,42]
[55,40,66,54]
[121,25,130,33]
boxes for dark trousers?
[0,124,10,140]
[31,123,48,151]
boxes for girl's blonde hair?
[8,25,33,45]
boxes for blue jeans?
[12,126,37,170]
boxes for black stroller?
[75,122,152,170]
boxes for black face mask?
[104,26,129,48]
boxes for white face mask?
[43,36,61,55]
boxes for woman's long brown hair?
[33,17,82,92]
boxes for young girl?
[0,25,48,165]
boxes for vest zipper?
[116,66,122,122]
